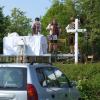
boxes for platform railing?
[0,53,74,63]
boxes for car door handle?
[51,94,55,98]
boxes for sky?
[0,0,51,20]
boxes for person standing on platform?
[66,17,75,54]
[32,17,41,35]
[46,18,61,53]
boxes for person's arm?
[57,25,61,37]
[58,25,61,34]
[65,24,70,32]
[38,22,41,33]
[46,24,51,31]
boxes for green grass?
[53,63,100,100]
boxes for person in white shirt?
[46,18,61,53]
[65,17,75,54]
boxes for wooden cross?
[67,19,86,64]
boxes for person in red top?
[46,18,61,53]
[32,17,41,35]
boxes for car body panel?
[0,63,80,100]
[0,91,27,100]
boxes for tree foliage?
[77,0,100,58]
[7,8,32,36]
[41,0,76,36]
[0,7,10,53]
[0,7,7,40]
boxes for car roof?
[0,63,53,68]
[0,63,29,68]
[33,63,53,68]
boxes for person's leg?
[70,45,73,53]
[70,45,74,54]
[32,28,35,35]
[53,40,58,53]
[49,41,53,53]
[72,45,74,54]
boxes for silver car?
[0,63,81,100]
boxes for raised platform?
[0,53,74,63]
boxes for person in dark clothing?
[32,17,41,35]
[46,18,61,53]
[69,34,74,53]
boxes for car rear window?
[0,67,27,90]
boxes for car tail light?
[27,84,38,100]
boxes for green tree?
[0,7,6,39]
[0,7,10,53]
[7,8,32,36]
[41,0,76,36]
[77,0,100,59]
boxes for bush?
[54,63,100,100]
